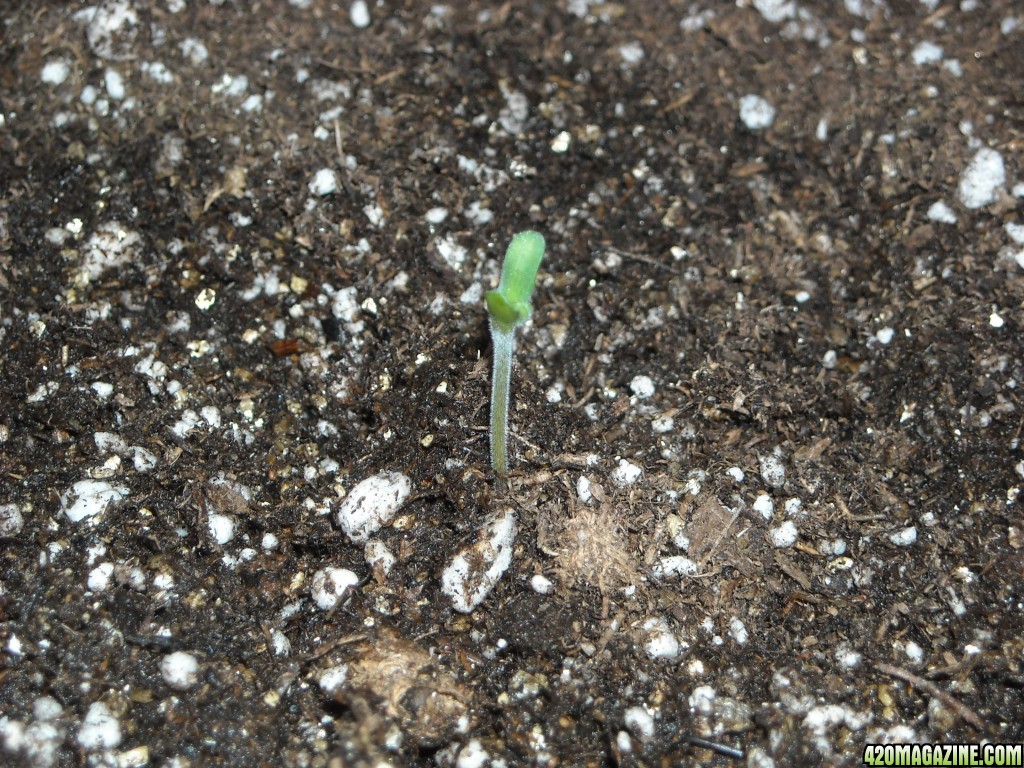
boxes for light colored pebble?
[836,645,862,669]
[769,520,798,548]
[81,222,142,280]
[911,41,943,66]
[530,574,554,594]
[160,651,199,690]
[641,617,679,660]
[753,493,774,520]
[441,509,516,613]
[207,513,235,545]
[34,696,63,723]
[652,556,697,579]
[0,504,24,536]
[41,60,71,85]
[364,540,396,577]
[729,617,748,645]
[60,479,129,523]
[611,459,642,487]
[104,68,125,100]
[738,94,775,130]
[336,472,412,543]
[318,664,349,696]
[904,640,923,664]
[87,563,114,592]
[350,0,370,28]
[308,168,339,196]
[888,526,917,546]
[927,200,957,224]
[958,147,1005,209]
[753,0,794,23]
[170,408,201,438]
[456,739,490,768]
[651,414,674,433]
[116,745,150,767]
[629,375,655,399]
[425,207,448,224]
[618,41,645,65]
[311,567,360,610]
[759,451,786,488]
[576,475,593,503]
[616,731,632,753]
[623,705,655,741]
[84,0,140,61]
[77,702,121,751]
[271,629,291,657]
[688,685,716,715]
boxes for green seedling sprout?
[485,230,545,480]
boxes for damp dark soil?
[1,2,1023,767]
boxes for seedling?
[485,230,545,479]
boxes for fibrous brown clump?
[546,495,639,594]
[332,628,473,749]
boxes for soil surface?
[2,1,1023,767]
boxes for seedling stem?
[485,231,545,479]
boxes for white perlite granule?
[336,472,412,542]
[958,148,1005,209]
[160,651,200,690]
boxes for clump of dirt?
[541,484,641,593]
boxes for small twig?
[302,634,367,664]
[875,661,987,731]
[683,735,745,760]
[587,610,624,660]
[332,118,345,164]
[604,247,678,273]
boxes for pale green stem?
[489,322,515,477]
